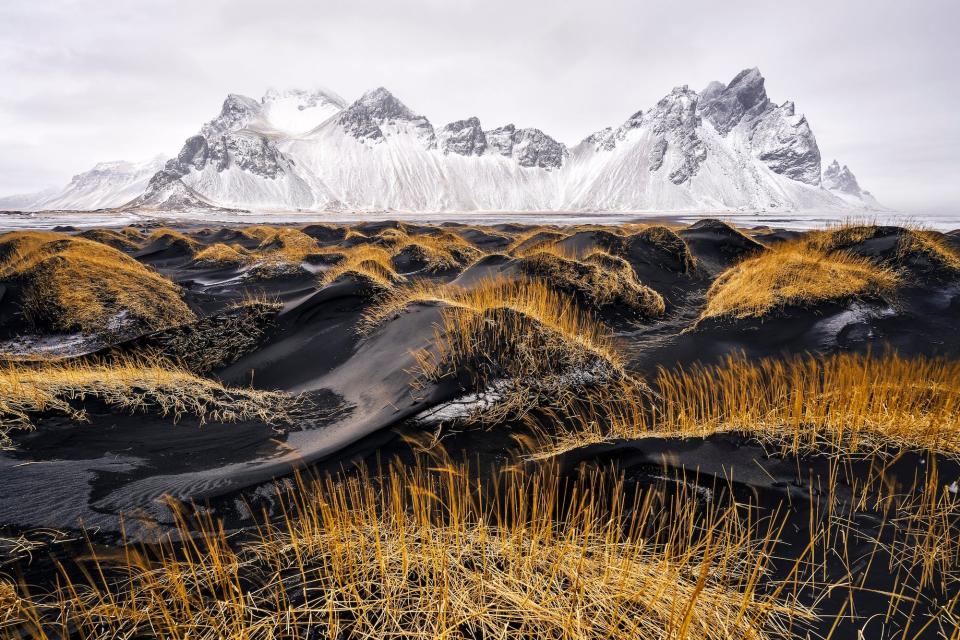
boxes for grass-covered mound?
[192,241,250,267]
[77,228,142,252]
[807,224,960,276]
[320,244,405,289]
[699,240,897,321]
[0,231,195,335]
[519,248,665,318]
[384,228,483,272]
[143,228,201,256]
[0,355,294,449]
[363,275,628,422]
[190,227,327,276]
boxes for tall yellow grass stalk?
[652,351,960,454]
[5,462,815,640]
[527,351,960,459]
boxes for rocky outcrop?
[648,86,706,185]
[699,67,771,136]
[437,117,487,156]
[337,87,435,145]
[700,68,821,185]
[750,101,821,185]
[485,124,567,169]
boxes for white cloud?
[0,0,957,213]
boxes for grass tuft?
[0,355,295,449]
[519,249,665,317]
[320,244,403,288]
[700,240,897,321]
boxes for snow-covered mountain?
[1,70,884,213]
[0,156,168,211]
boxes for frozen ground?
[0,208,957,232]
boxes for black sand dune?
[2,219,960,638]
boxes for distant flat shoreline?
[1,208,956,232]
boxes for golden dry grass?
[700,240,898,321]
[320,244,404,288]
[0,231,195,333]
[632,225,700,273]
[146,228,201,252]
[4,462,815,640]
[401,277,629,422]
[519,249,665,317]
[191,227,325,275]
[386,229,484,272]
[192,242,250,266]
[507,227,569,256]
[246,227,324,276]
[807,224,960,273]
[363,275,625,421]
[364,275,619,362]
[0,355,294,449]
[77,228,142,252]
[651,351,960,454]
[525,351,960,459]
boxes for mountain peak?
[823,159,862,196]
[700,67,771,136]
[339,87,433,143]
[438,117,487,156]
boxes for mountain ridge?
[0,69,884,214]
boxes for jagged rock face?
[749,102,821,185]
[700,68,821,185]
[584,110,644,151]
[437,117,487,156]
[129,170,216,211]
[823,160,863,196]
[213,133,286,178]
[485,125,518,157]
[699,68,771,136]
[648,138,668,171]
[172,136,210,173]
[512,128,566,169]
[648,86,706,185]
[337,87,435,145]
[485,124,566,169]
[168,131,285,179]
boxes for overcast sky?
[1,0,957,213]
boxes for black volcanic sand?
[2,220,960,638]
